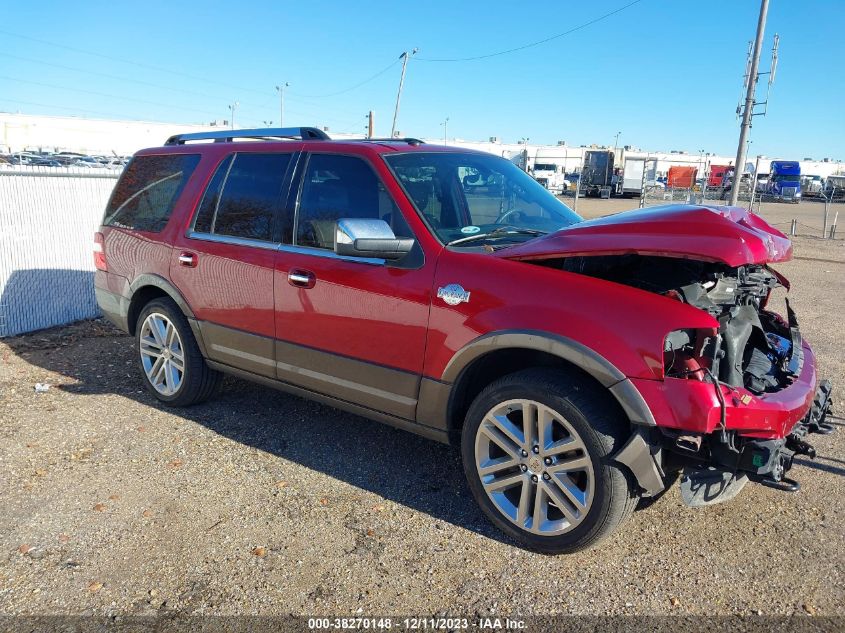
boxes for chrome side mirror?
[334,218,414,260]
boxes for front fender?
[437,329,656,428]
[424,250,717,382]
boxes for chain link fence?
[0,165,120,337]
[637,183,844,241]
[558,174,844,243]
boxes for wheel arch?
[127,275,195,334]
[440,330,656,440]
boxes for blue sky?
[0,0,841,158]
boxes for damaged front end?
[499,205,834,505]
[559,254,836,504]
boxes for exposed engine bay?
[559,254,799,393]
[538,254,835,502]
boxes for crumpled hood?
[497,204,792,267]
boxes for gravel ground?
[0,202,843,621]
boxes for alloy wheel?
[138,312,185,396]
[474,399,594,535]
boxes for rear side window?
[104,154,199,232]
[192,153,291,243]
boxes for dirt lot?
[1,200,844,621]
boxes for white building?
[0,112,225,156]
[2,112,843,177]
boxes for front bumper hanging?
[734,379,834,492]
[679,380,834,505]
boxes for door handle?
[288,269,316,289]
[178,252,197,267]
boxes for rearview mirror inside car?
[334,218,414,261]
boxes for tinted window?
[104,154,199,232]
[192,153,291,242]
[193,155,233,234]
[296,154,409,249]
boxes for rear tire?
[461,368,638,554]
[135,297,221,407]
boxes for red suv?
[94,127,834,553]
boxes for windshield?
[533,163,556,171]
[383,152,581,246]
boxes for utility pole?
[391,49,417,138]
[613,131,621,161]
[276,83,289,127]
[441,117,449,145]
[228,101,239,129]
[730,0,769,206]
[365,111,374,139]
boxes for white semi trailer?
[620,156,659,198]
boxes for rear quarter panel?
[97,147,216,299]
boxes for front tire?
[135,297,221,407]
[461,368,638,554]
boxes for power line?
[416,0,645,62]
[0,1,648,125]
[0,28,401,105]
[0,51,368,125]
[0,74,222,118]
[289,59,401,99]
[0,97,143,121]
[0,28,270,97]
[0,52,272,112]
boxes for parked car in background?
[30,158,63,167]
[71,158,100,168]
[7,153,41,165]
[94,127,834,554]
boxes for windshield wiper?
[446,226,548,247]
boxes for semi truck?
[768,161,801,202]
[708,165,732,189]
[580,150,616,197]
[531,162,568,194]
[824,175,845,200]
[667,166,698,189]
[801,174,824,198]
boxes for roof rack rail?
[164,126,330,145]
[359,137,425,146]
